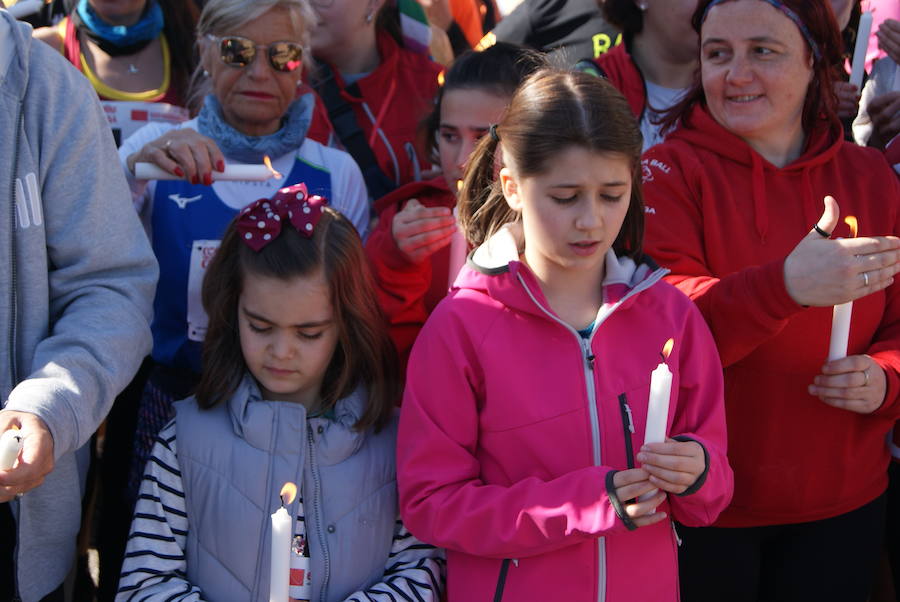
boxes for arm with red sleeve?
[663,291,734,526]
[642,144,806,368]
[397,298,632,559]
[365,199,436,367]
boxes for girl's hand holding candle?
[635,339,707,502]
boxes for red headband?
[236,184,326,252]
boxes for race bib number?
[102,100,189,147]
[187,240,220,342]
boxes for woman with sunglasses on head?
[117,0,369,518]
[33,0,198,146]
[305,0,442,200]
[641,1,900,600]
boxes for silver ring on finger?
[862,271,869,287]
[164,139,174,156]
[863,369,870,386]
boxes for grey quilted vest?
[174,376,398,601]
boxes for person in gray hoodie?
[0,9,158,602]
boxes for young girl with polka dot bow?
[117,184,444,601]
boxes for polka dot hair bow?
[236,183,326,252]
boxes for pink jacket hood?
[399,226,734,601]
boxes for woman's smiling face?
[700,0,813,152]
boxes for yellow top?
[56,17,171,102]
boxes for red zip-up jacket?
[308,31,442,191]
[643,105,900,527]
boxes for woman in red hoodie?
[641,1,900,600]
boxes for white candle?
[644,341,674,446]
[640,339,674,503]
[829,216,859,361]
[270,482,295,602]
[134,162,278,182]
[850,11,873,88]
[829,301,853,361]
[0,430,23,471]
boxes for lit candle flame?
[279,482,297,506]
[844,216,858,238]
[263,155,283,180]
[661,338,674,362]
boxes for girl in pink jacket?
[397,69,734,602]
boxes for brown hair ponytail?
[457,68,646,258]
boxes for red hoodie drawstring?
[800,168,817,227]
[751,154,768,241]
[368,76,397,150]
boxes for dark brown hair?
[658,0,843,135]
[419,42,546,164]
[195,207,400,432]
[602,0,645,35]
[458,69,645,257]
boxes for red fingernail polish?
[217,160,225,172]
[173,167,184,178]
[192,175,199,185]
[204,173,212,186]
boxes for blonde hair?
[189,0,316,108]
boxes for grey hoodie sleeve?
[3,36,158,460]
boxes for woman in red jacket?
[365,42,543,370]
[641,1,900,600]
[307,0,443,199]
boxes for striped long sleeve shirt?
[116,422,445,601]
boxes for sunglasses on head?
[207,35,304,73]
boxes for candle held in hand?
[640,339,674,503]
[134,159,282,182]
[270,482,296,602]
[828,216,858,361]
[0,429,23,471]
[644,339,674,446]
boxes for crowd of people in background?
[0,0,898,600]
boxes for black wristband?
[672,435,710,497]
[606,470,638,531]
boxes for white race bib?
[187,240,220,342]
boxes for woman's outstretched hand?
[784,196,900,306]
